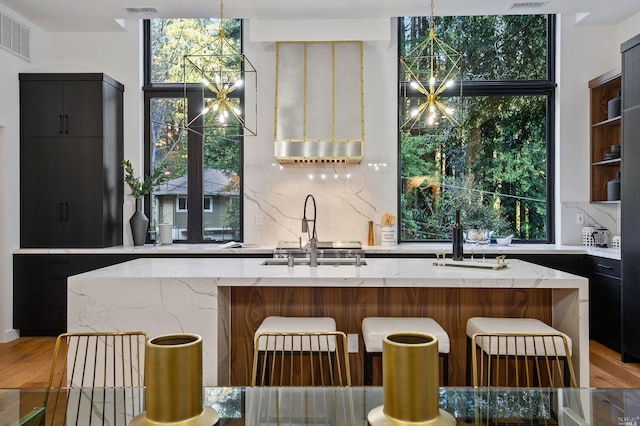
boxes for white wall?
[557,15,623,244]
[0,9,639,340]
[0,4,52,342]
[619,11,640,45]
[556,12,640,245]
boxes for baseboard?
[1,328,19,343]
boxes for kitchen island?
[67,257,588,386]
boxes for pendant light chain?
[429,0,435,33]
[429,0,436,87]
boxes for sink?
[261,257,366,266]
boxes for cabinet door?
[62,138,105,247]
[63,81,104,138]
[590,273,621,352]
[20,138,66,247]
[20,80,104,138]
[621,35,640,362]
[20,81,65,138]
[13,254,139,336]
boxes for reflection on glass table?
[1,387,640,425]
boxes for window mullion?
[187,92,204,242]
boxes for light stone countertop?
[72,257,587,286]
[14,243,621,260]
[68,257,589,387]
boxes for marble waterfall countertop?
[68,257,589,386]
[67,257,586,285]
[16,242,621,260]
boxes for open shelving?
[589,70,621,203]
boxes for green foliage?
[147,18,244,242]
[123,160,168,199]
[223,197,241,240]
[149,18,243,178]
[150,18,241,84]
[401,15,548,81]
[400,15,550,242]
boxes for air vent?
[0,12,30,61]
[509,2,547,9]
[122,7,158,15]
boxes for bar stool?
[255,316,337,338]
[361,317,450,385]
[466,317,576,387]
[253,316,338,383]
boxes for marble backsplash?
[560,202,620,246]
[243,161,396,246]
[243,167,621,247]
[240,166,605,249]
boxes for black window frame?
[397,14,557,243]
[142,18,245,243]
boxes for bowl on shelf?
[496,234,514,246]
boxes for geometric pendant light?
[183,0,257,137]
[400,0,462,135]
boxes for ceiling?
[1,0,639,32]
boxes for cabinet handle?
[59,202,64,221]
[64,115,69,134]
[65,202,69,221]
[596,264,614,270]
[58,115,63,134]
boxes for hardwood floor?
[2,337,640,388]
[0,337,59,388]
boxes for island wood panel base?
[229,286,552,386]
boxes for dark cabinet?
[13,252,265,335]
[19,73,124,248]
[20,79,105,138]
[13,254,135,335]
[621,33,640,362]
[589,256,621,352]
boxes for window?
[176,196,187,212]
[176,196,213,212]
[144,18,243,243]
[399,15,555,243]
